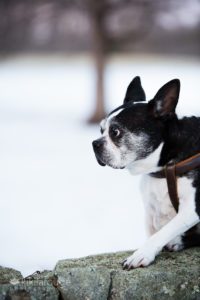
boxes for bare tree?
[86,0,155,123]
[87,1,107,123]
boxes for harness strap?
[165,164,179,212]
[150,153,200,212]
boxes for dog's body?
[92,77,200,269]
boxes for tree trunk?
[88,4,107,124]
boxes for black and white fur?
[92,76,200,269]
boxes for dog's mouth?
[93,151,106,167]
[93,144,125,169]
[96,156,106,167]
[95,154,125,169]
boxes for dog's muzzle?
[92,139,106,166]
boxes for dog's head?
[92,76,180,170]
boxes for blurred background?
[0,0,200,276]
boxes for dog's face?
[92,76,180,170]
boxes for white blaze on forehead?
[99,118,107,132]
[107,107,125,120]
[100,107,125,134]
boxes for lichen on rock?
[0,248,199,299]
[54,248,200,300]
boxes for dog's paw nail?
[122,262,129,270]
[121,259,127,266]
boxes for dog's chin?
[109,164,125,170]
[100,159,125,169]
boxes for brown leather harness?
[150,153,200,212]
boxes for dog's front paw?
[122,248,156,270]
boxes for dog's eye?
[100,127,103,134]
[110,127,120,138]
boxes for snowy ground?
[0,54,199,276]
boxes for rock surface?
[0,248,200,299]
[0,269,59,300]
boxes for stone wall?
[0,248,199,299]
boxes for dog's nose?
[92,139,103,150]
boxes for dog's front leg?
[123,207,199,269]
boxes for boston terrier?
[92,77,200,269]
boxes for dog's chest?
[140,175,194,232]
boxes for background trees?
[0,0,199,122]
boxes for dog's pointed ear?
[149,79,180,118]
[124,76,146,104]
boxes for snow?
[0,54,199,276]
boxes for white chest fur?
[140,174,196,246]
[141,175,176,233]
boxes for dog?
[92,76,200,269]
